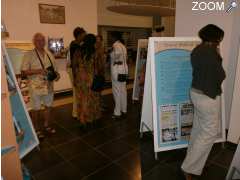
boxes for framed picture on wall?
[39,4,65,24]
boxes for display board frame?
[2,42,39,158]
[228,45,240,144]
[140,37,226,158]
[132,39,148,101]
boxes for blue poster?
[154,49,193,148]
[3,43,39,158]
[155,49,192,105]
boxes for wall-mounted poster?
[140,37,226,158]
[2,42,39,158]
[133,39,148,101]
[39,4,65,24]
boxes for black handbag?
[46,65,58,81]
[35,49,58,81]
[118,74,128,82]
[91,61,105,92]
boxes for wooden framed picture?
[39,4,65,24]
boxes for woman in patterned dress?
[72,34,101,126]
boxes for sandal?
[45,127,56,134]
[36,131,45,140]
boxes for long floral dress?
[73,50,101,124]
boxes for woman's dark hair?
[155,26,165,33]
[111,31,124,44]
[80,34,96,61]
[199,24,224,43]
[73,27,86,39]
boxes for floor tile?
[211,147,235,169]
[97,139,134,160]
[120,131,140,148]
[139,133,154,155]
[104,121,135,139]
[69,148,111,176]
[81,129,115,147]
[23,148,64,175]
[142,163,185,180]
[45,124,76,146]
[208,143,224,160]
[115,150,142,179]
[200,164,228,180]
[55,138,92,160]
[34,162,84,180]
[37,139,53,151]
[164,149,187,164]
[84,164,138,180]
[140,151,163,175]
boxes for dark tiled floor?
[140,133,236,180]
[23,93,236,180]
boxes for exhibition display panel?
[2,42,39,158]
[140,37,226,159]
[132,39,148,101]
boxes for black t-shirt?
[191,44,226,99]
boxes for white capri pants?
[181,90,221,175]
[112,80,127,116]
[30,92,54,111]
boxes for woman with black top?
[181,24,226,180]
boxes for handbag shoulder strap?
[46,53,54,67]
[35,49,45,70]
[35,49,54,69]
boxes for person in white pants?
[182,24,226,180]
[110,32,128,119]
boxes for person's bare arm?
[21,69,46,76]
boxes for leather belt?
[113,61,123,65]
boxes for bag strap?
[46,53,54,68]
[35,49,54,70]
[35,49,45,70]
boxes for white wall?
[228,46,240,144]
[175,0,240,128]
[97,0,152,28]
[2,0,98,46]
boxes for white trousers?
[67,67,78,118]
[112,80,127,116]
[182,90,221,175]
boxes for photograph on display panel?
[180,102,194,141]
[159,104,180,143]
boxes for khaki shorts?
[30,92,54,110]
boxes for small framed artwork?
[39,4,65,24]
